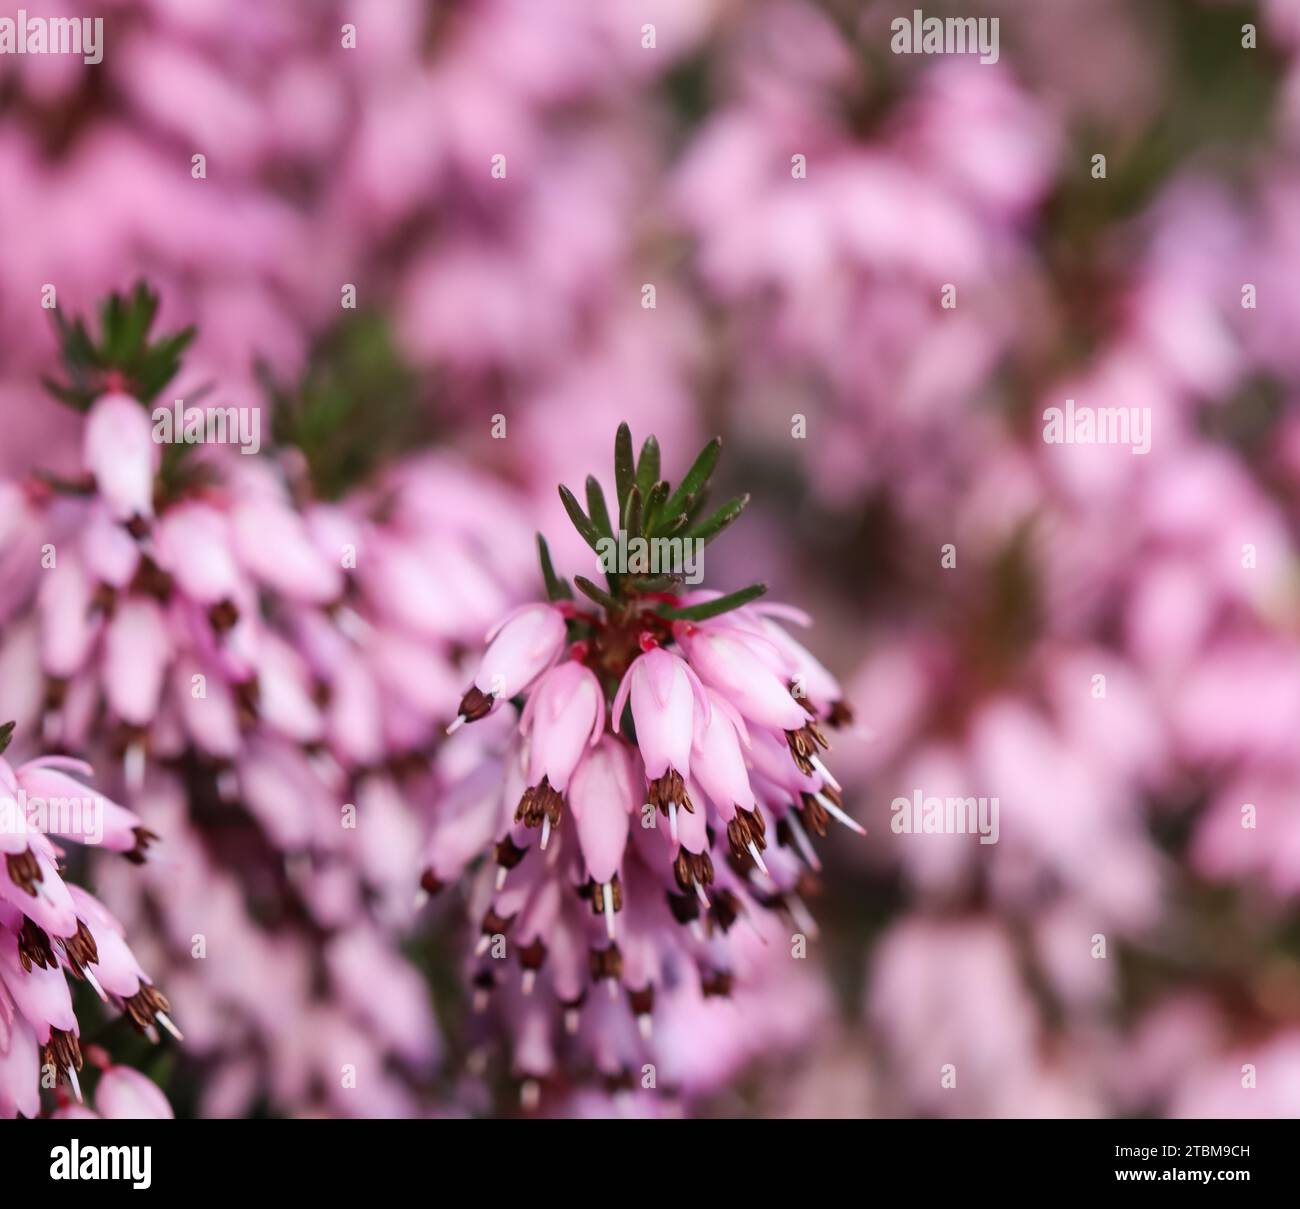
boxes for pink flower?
[82,393,159,523]
[521,662,605,792]
[676,622,809,733]
[95,1064,175,1120]
[451,603,567,730]
[568,737,636,923]
[613,644,710,833]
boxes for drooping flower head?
[435,423,860,1104]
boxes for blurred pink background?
[2,0,1300,1118]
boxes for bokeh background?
[3,0,1300,1118]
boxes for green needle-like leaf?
[574,575,621,613]
[657,583,767,621]
[0,720,14,756]
[585,476,615,539]
[635,435,660,502]
[660,437,720,526]
[614,423,635,514]
[558,484,605,552]
[641,480,669,535]
[690,494,750,545]
[621,484,642,539]
[536,534,573,601]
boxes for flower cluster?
[434,424,858,1098]
[0,731,176,1119]
[0,287,527,1115]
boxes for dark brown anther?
[628,985,655,1017]
[602,1068,635,1094]
[90,581,117,617]
[480,908,516,937]
[587,872,623,916]
[456,685,495,725]
[494,834,528,870]
[647,769,693,817]
[827,700,854,729]
[42,1028,83,1080]
[234,676,261,725]
[710,889,741,933]
[124,515,150,541]
[515,778,564,831]
[726,807,768,865]
[5,849,42,895]
[123,826,159,866]
[61,919,100,978]
[519,937,548,972]
[208,599,240,633]
[18,918,56,971]
[701,970,734,998]
[473,968,496,992]
[666,890,700,925]
[775,817,794,850]
[43,676,70,712]
[130,554,173,600]
[672,848,714,893]
[799,793,829,838]
[588,943,623,983]
[784,722,830,774]
[123,983,172,1034]
[419,868,444,896]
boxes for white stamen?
[66,1065,82,1103]
[522,969,537,996]
[475,934,491,957]
[540,814,552,851]
[42,710,62,746]
[746,841,769,875]
[412,888,429,911]
[81,964,107,1002]
[693,878,710,908]
[472,988,490,1013]
[690,921,705,943]
[495,865,508,891]
[814,791,865,835]
[155,1011,184,1042]
[520,1079,541,1112]
[786,810,822,871]
[668,800,678,844]
[637,1013,653,1041]
[789,894,819,940]
[602,881,616,940]
[123,743,145,794]
[334,606,371,643]
[445,714,467,735]
[564,1008,581,1035]
[607,977,619,1001]
[810,755,841,792]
